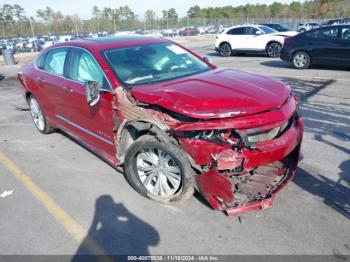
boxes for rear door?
[61,47,116,160]
[39,47,69,121]
[304,27,342,64]
[225,27,246,50]
[339,26,350,66]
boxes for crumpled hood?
[130,68,291,119]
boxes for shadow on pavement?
[0,74,4,81]
[294,166,350,220]
[206,51,267,57]
[282,77,350,220]
[260,60,294,68]
[279,77,336,102]
[72,195,159,261]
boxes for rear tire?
[218,42,232,57]
[28,95,55,134]
[266,42,282,57]
[124,135,194,203]
[292,51,311,69]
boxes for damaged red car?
[18,36,304,216]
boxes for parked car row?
[214,23,350,69]
[0,24,226,54]
[0,35,73,54]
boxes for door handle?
[37,77,45,84]
[63,86,73,94]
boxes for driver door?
[244,27,264,50]
[60,47,116,160]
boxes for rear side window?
[306,27,339,40]
[341,27,350,41]
[35,53,46,69]
[44,48,68,76]
[227,27,245,35]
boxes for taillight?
[284,38,293,45]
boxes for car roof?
[226,24,260,30]
[50,35,169,52]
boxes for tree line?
[0,0,349,24]
[0,1,349,37]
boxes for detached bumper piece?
[195,115,303,216]
[196,149,299,216]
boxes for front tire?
[28,95,55,134]
[292,51,311,69]
[266,42,282,57]
[124,135,194,203]
[218,42,232,57]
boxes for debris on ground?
[0,189,15,198]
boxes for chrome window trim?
[33,45,113,93]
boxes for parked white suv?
[215,25,289,57]
[297,22,321,32]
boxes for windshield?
[104,42,211,86]
[258,25,278,34]
[280,24,291,30]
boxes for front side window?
[246,27,259,35]
[104,42,210,86]
[69,49,105,88]
[306,27,339,40]
[341,27,350,41]
[44,48,68,76]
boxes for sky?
[1,0,299,19]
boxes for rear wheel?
[219,42,232,57]
[266,42,282,57]
[124,135,194,203]
[28,96,55,134]
[292,51,311,69]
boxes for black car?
[280,25,350,69]
[0,41,6,51]
[260,23,293,32]
[326,18,350,25]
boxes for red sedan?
[179,27,200,36]
[18,36,303,216]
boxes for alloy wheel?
[267,43,281,57]
[29,98,45,131]
[219,43,231,57]
[136,148,181,199]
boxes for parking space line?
[0,151,109,256]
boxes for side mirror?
[203,55,213,64]
[85,80,100,106]
[256,31,262,35]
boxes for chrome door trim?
[56,114,114,145]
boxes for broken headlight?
[184,129,241,145]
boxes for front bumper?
[177,111,304,216]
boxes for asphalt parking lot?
[0,39,349,257]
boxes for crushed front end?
[171,94,304,216]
